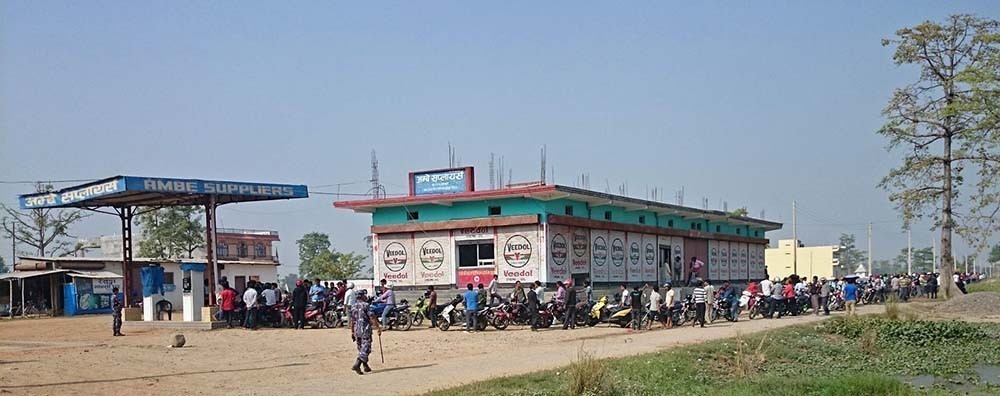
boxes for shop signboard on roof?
[408,167,475,196]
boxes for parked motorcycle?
[281,299,334,329]
[410,295,429,327]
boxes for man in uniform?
[111,287,124,336]
[349,290,382,375]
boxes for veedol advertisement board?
[641,234,658,282]
[548,224,571,282]
[719,240,731,281]
[607,230,627,282]
[626,233,643,282]
[496,224,540,284]
[569,227,590,275]
[413,231,453,285]
[376,233,415,286]
[707,240,721,281]
[590,229,609,282]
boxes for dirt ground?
[0,305,883,396]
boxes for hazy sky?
[2,2,998,274]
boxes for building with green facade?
[335,168,782,288]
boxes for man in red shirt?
[220,283,237,328]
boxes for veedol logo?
[572,228,588,257]
[611,238,625,267]
[504,235,532,268]
[592,236,607,266]
[629,242,640,264]
[383,242,407,272]
[551,234,568,266]
[645,243,655,265]
[419,240,445,271]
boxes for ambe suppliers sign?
[412,169,470,196]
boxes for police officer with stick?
[349,290,382,375]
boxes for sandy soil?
[0,305,882,396]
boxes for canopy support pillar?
[118,207,134,306]
[205,197,219,306]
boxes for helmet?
[347,282,355,289]
[295,280,303,286]
[663,282,671,288]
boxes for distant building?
[764,239,841,280]
[79,235,124,258]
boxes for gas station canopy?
[19,175,308,209]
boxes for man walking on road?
[769,278,785,319]
[819,278,831,316]
[243,281,259,330]
[349,290,382,375]
[488,274,501,305]
[526,285,540,331]
[463,283,479,333]
[562,281,578,330]
[427,285,438,329]
[292,280,308,329]
[111,287,124,336]
[220,283,237,328]
[693,281,707,328]
[844,278,859,317]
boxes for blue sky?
[2,2,998,273]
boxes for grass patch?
[967,280,1000,293]
[428,317,1000,396]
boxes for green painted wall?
[370,196,771,239]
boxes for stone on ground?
[170,334,186,348]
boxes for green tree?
[136,206,205,259]
[893,247,935,274]
[989,244,1000,264]
[279,273,299,291]
[296,232,365,280]
[0,257,6,273]
[1,183,90,257]
[837,234,868,276]
[728,207,749,217]
[878,15,1000,299]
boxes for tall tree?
[879,15,1000,299]
[989,244,1000,264]
[0,257,6,273]
[296,232,365,280]
[1,183,89,257]
[135,206,205,259]
[837,233,868,276]
[279,273,299,292]
[893,247,935,274]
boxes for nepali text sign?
[410,167,473,196]
[19,176,308,209]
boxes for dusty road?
[0,305,881,395]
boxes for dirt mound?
[934,292,1000,318]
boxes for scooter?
[587,295,609,326]
[437,294,466,331]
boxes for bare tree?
[1,183,90,257]
[879,15,999,299]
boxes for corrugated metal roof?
[0,269,71,280]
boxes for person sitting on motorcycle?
[720,281,740,321]
[554,281,567,308]
[510,281,527,321]
[372,283,396,328]
[476,283,488,311]
[619,284,630,307]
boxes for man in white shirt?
[648,285,663,328]
[243,282,259,330]
[533,281,545,303]
[662,283,676,327]
[262,285,277,307]
[760,278,773,297]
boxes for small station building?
[335,167,782,289]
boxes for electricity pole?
[867,222,873,277]
[792,201,797,275]
[907,228,912,275]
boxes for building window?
[736,228,741,235]
[639,215,646,224]
[164,272,175,285]
[755,231,759,237]
[217,243,229,257]
[668,220,674,228]
[604,211,612,221]
[238,243,248,257]
[406,210,419,221]
[488,206,501,216]
[458,241,495,267]
[697,223,703,231]
[565,205,573,216]
[691,223,696,230]
[255,243,266,257]
[235,276,246,292]
[716,225,721,233]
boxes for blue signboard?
[412,169,470,196]
[18,176,309,209]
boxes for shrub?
[820,316,986,345]
[564,347,610,396]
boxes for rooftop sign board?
[19,176,309,209]
[408,167,474,196]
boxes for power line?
[0,179,96,184]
